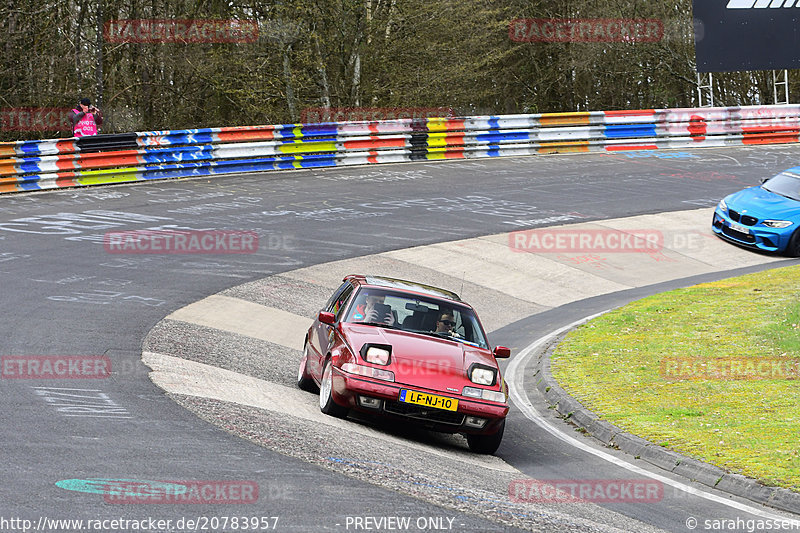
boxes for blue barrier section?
[604,124,658,138]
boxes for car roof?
[783,166,800,177]
[343,274,462,302]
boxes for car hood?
[726,186,800,221]
[341,324,499,392]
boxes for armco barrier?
[1,105,799,193]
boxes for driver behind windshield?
[435,310,456,334]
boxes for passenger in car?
[354,293,397,326]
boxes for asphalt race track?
[2,145,800,532]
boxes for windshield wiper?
[405,329,487,348]
[428,331,486,348]
[351,321,401,330]
[427,331,468,342]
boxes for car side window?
[331,285,354,320]
[325,282,351,313]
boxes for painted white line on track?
[505,313,799,522]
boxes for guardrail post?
[773,70,789,105]
[697,72,714,108]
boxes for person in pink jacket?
[70,97,103,137]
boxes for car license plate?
[729,222,750,235]
[399,389,458,411]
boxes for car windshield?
[762,171,800,202]
[344,288,489,349]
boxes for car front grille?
[729,209,758,226]
[383,400,465,426]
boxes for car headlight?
[469,365,496,386]
[463,386,506,403]
[360,344,391,365]
[717,198,728,213]
[341,363,394,382]
[763,220,793,229]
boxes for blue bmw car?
[712,166,800,256]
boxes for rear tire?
[319,360,348,418]
[297,344,318,393]
[466,419,505,455]
[786,229,800,257]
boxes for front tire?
[786,229,800,257]
[319,360,348,418]
[466,419,505,454]
[297,344,318,393]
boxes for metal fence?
[2,104,799,194]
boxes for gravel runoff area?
[142,273,668,533]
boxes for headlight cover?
[463,386,506,403]
[717,198,728,213]
[341,363,394,382]
[360,344,392,365]
[469,364,496,386]
[763,220,793,229]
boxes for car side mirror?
[318,311,336,325]
[493,346,511,358]
[761,177,769,184]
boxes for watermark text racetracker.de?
[508,228,706,255]
[509,18,664,43]
[2,356,110,379]
[1,107,72,132]
[510,228,660,253]
[301,106,454,124]
[103,230,259,254]
[102,480,258,504]
[661,357,800,381]
[508,479,663,504]
[104,19,258,43]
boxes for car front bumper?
[331,366,508,435]
[712,208,793,253]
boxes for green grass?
[550,265,800,491]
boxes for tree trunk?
[351,53,361,106]
[75,0,87,92]
[283,44,297,122]
[95,0,104,108]
[314,34,331,108]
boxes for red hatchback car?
[297,275,511,454]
